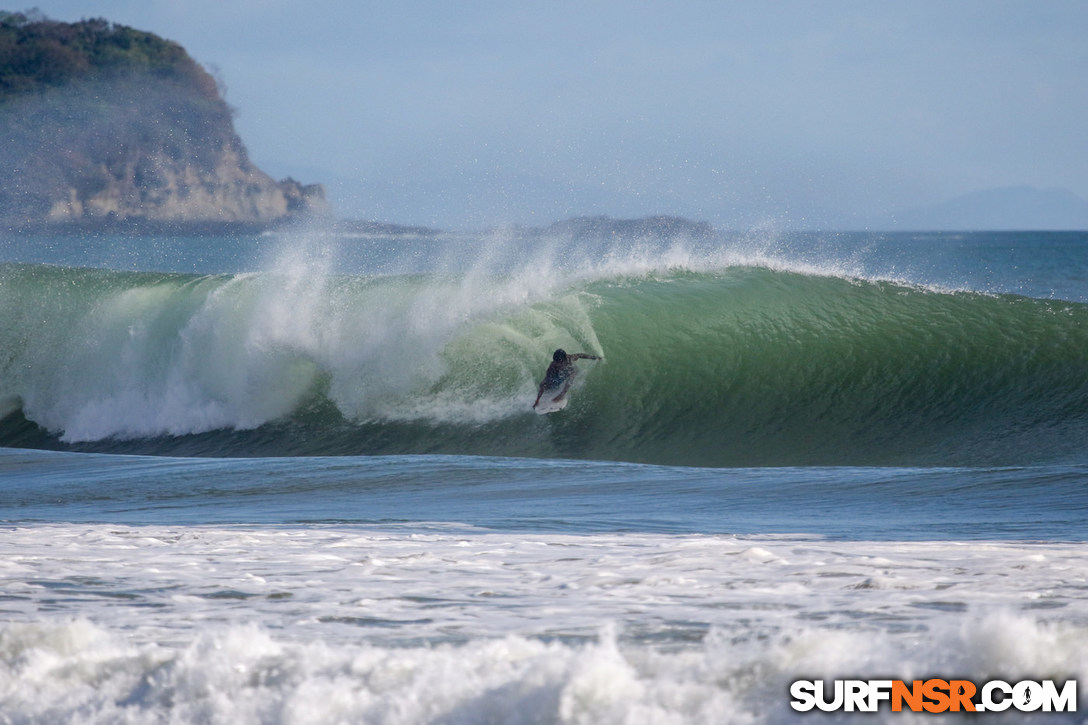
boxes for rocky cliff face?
[0,14,326,226]
[38,135,326,224]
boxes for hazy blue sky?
[33,1,1088,229]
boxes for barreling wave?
[4,253,1088,467]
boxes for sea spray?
[0,229,611,442]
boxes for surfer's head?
[553,349,568,362]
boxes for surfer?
[533,349,601,409]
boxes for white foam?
[0,525,1085,722]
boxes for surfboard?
[534,387,570,415]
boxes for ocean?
[1,226,1086,723]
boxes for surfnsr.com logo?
[790,679,1078,714]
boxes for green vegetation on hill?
[0,10,218,101]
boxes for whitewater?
[1,226,1086,723]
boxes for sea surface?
[1,226,1086,723]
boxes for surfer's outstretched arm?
[570,353,601,361]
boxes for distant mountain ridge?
[874,186,1088,231]
[0,11,325,227]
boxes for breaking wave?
[4,234,1088,466]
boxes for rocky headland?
[0,11,326,230]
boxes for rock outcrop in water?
[0,11,326,228]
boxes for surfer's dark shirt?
[542,361,572,389]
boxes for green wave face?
[4,261,1088,466]
[574,268,1088,465]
